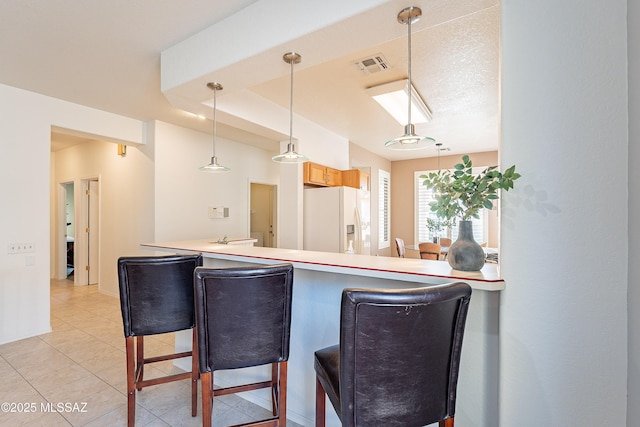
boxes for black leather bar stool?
[117,254,202,427]
[314,283,472,427]
[194,263,294,427]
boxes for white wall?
[0,84,144,345]
[51,120,283,305]
[628,0,640,422]
[500,1,628,426]
[214,91,350,249]
[153,121,280,242]
[212,89,350,250]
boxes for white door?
[87,179,99,285]
[250,183,277,248]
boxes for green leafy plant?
[420,155,521,221]
[426,217,455,237]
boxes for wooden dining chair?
[439,237,452,247]
[419,242,441,260]
[395,237,406,258]
[438,238,452,260]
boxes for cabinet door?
[326,167,342,186]
[342,170,360,189]
[304,162,328,186]
[342,170,370,190]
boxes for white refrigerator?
[303,186,371,255]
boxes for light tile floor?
[0,277,305,427]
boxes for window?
[415,170,487,244]
[378,169,390,249]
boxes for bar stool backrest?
[339,283,472,426]
[118,254,203,337]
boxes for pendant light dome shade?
[384,124,435,150]
[199,82,230,172]
[272,52,308,163]
[385,6,435,151]
[199,155,229,172]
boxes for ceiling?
[1,0,499,161]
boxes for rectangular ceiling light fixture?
[366,79,432,125]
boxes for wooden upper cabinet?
[303,162,342,187]
[304,162,371,189]
[325,167,342,186]
[304,162,326,186]
[342,169,370,191]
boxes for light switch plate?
[208,207,229,219]
[8,242,35,254]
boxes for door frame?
[86,178,99,285]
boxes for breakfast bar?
[142,239,503,427]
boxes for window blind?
[415,170,486,244]
[378,170,390,248]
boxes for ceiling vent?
[354,53,391,75]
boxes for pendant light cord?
[407,16,413,126]
[212,86,217,157]
[289,58,294,146]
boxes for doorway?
[250,183,277,247]
[63,182,75,278]
[57,178,99,285]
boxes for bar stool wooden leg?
[191,328,198,417]
[201,371,213,427]
[279,362,288,427]
[440,418,454,427]
[135,336,144,391]
[315,378,326,427]
[271,363,278,415]
[125,337,136,427]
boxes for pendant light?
[198,82,230,172]
[384,6,435,150]
[272,52,309,163]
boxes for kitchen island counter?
[142,239,501,427]
[142,239,503,291]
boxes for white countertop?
[142,239,504,291]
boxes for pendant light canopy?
[199,82,230,172]
[385,6,435,151]
[272,52,309,163]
